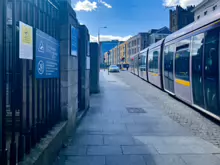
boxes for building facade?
[192,0,220,21]
[119,42,127,64]
[127,28,171,62]
[170,5,195,32]
[127,33,148,62]
[100,40,120,65]
[148,27,171,45]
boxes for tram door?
[191,33,205,108]
[203,29,219,116]
[192,29,219,116]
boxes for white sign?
[19,21,33,60]
[86,56,90,69]
[38,41,45,53]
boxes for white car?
[109,65,120,72]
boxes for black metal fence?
[0,0,61,164]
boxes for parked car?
[109,65,120,72]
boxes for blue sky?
[71,0,202,41]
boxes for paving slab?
[104,135,135,145]
[102,124,128,135]
[72,135,103,145]
[181,154,220,165]
[64,156,105,165]
[87,146,122,155]
[60,145,87,156]
[122,145,158,155]
[143,154,187,165]
[133,136,220,154]
[106,155,146,165]
[215,154,220,160]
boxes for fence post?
[10,0,17,164]
[18,0,25,162]
[0,0,8,164]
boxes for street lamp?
[98,26,107,69]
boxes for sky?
[71,0,203,42]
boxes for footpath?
[54,70,220,165]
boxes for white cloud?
[73,0,112,12]
[74,0,97,12]
[163,0,178,7]
[163,0,203,8]
[90,35,132,42]
[99,0,112,8]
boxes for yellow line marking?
[175,79,190,87]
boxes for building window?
[137,38,140,45]
[213,5,217,11]
[197,15,200,20]
[204,11,207,16]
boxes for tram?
[130,9,220,120]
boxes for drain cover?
[126,107,146,113]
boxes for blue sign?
[71,26,78,56]
[35,29,60,79]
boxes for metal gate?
[0,0,61,164]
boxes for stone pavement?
[54,70,220,165]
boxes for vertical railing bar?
[1,0,8,164]
[18,0,25,161]
[31,0,37,148]
[10,0,17,164]
[42,1,46,135]
[36,0,41,143]
[25,1,31,155]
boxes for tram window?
[149,49,160,73]
[164,44,175,76]
[204,30,219,79]
[153,49,159,73]
[204,28,219,115]
[175,48,190,81]
[148,50,153,72]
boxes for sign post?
[35,29,60,79]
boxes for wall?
[194,0,219,20]
[89,43,100,94]
[170,6,194,32]
[78,25,90,111]
[59,1,79,125]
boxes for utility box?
[89,42,100,94]
[78,25,90,111]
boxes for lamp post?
[98,26,107,70]
[107,51,110,75]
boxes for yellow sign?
[22,24,32,45]
[19,21,33,60]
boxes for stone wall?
[59,1,79,123]
[90,43,100,94]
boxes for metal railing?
[0,0,61,165]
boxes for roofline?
[192,0,209,12]
[165,7,220,44]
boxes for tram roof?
[148,39,164,50]
[140,48,148,54]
